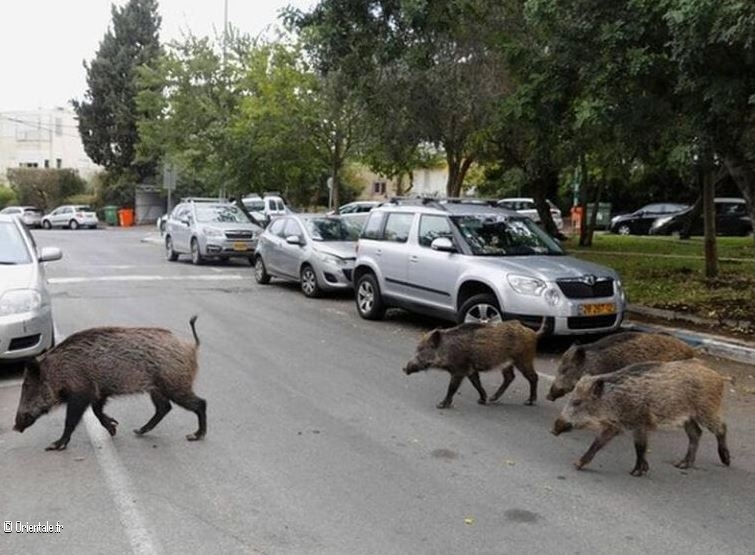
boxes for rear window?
[24,208,42,215]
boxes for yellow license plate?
[232,242,248,251]
[579,303,615,316]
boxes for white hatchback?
[497,198,564,231]
[41,205,99,230]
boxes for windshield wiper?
[0,261,20,265]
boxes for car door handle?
[376,248,382,256]
[409,255,419,263]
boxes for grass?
[564,234,755,331]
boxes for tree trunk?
[445,151,474,197]
[584,173,605,247]
[532,169,561,238]
[680,195,702,240]
[578,154,591,247]
[702,168,718,279]
[724,153,755,245]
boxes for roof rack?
[439,197,499,207]
[182,197,229,203]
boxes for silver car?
[41,204,99,229]
[254,214,359,297]
[353,200,626,335]
[164,200,264,265]
[0,206,43,228]
[0,215,62,361]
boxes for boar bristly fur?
[403,320,543,409]
[552,359,730,477]
[14,316,206,451]
[547,332,696,401]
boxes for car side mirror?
[181,219,190,227]
[39,247,62,262]
[431,237,456,252]
[285,235,302,245]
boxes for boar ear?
[428,329,442,348]
[573,346,585,362]
[591,378,605,398]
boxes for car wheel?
[69,219,79,230]
[190,238,203,265]
[459,293,502,324]
[254,256,271,284]
[300,264,321,298]
[617,224,631,236]
[355,272,385,320]
[42,220,52,230]
[165,235,179,261]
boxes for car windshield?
[244,199,265,211]
[305,217,361,241]
[195,205,251,224]
[0,221,32,264]
[451,214,564,256]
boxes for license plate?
[579,303,615,316]
[232,242,248,252]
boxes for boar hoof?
[630,463,649,477]
[186,432,204,441]
[574,460,586,471]
[45,440,68,451]
[477,398,487,405]
[524,399,536,406]
[133,428,146,436]
[436,401,452,409]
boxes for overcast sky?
[0,0,316,111]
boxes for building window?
[44,160,50,168]
[372,181,386,195]
[19,162,39,168]
[56,158,62,169]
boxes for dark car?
[649,198,753,237]
[609,203,689,235]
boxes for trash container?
[586,202,612,229]
[103,205,119,226]
[118,208,135,227]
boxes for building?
[353,164,449,201]
[0,107,100,185]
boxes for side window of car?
[418,215,453,248]
[268,218,286,237]
[284,219,302,238]
[383,213,414,243]
[361,212,385,240]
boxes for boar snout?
[546,386,567,402]
[551,418,573,436]
[14,413,35,433]
[403,361,421,375]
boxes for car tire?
[69,219,79,230]
[355,272,385,320]
[300,264,321,298]
[42,220,52,230]
[254,256,271,284]
[617,224,631,236]
[165,235,179,261]
[458,293,503,324]
[190,238,203,265]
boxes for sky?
[0,0,316,111]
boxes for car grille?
[567,315,618,330]
[225,230,255,240]
[9,334,41,351]
[557,277,614,299]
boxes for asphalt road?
[1,227,754,554]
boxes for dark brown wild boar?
[403,320,544,409]
[552,359,730,476]
[546,331,696,401]
[14,316,206,451]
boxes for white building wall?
[0,107,100,184]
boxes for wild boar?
[403,320,544,409]
[14,316,206,451]
[551,359,730,476]
[546,331,696,401]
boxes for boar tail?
[189,315,200,347]
[535,318,549,338]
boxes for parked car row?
[0,204,99,230]
[609,198,752,236]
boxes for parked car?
[254,214,360,297]
[330,201,379,215]
[241,192,290,225]
[41,205,99,230]
[649,197,753,236]
[0,214,62,362]
[339,212,370,236]
[497,198,564,231]
[352,200,626,335]
[608,203,688,235]
[164,199,264,265]
[0,206,43,228]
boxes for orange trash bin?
[118,208,135,227]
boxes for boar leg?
[169,392,207,441]
[674,419,702,469]
[701,417,730,466]
[92,398,118,437]
[631,429,651,476]
[437,375,465,409]
[134,391,173,436]
[575,426,620,470]
[45,394,90,451]
[467,373,488,405]
[489,363,515,403]
[517,359,539,406]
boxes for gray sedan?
[0,215,61,361]
[254,214,359,297]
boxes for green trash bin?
[586,202,612,230]
[103,205,119,226]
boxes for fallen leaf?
[464,517,475,526]
[505,459,515,466]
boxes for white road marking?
[55,326,161,555]
[0,378,23,389]
[49,274,245,284]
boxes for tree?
[73,0,162,181]
[7,169,86,211]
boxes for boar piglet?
[547,331,696,401]
[552,359,730,477]
[403,320,544,409]
[14,316,206,451]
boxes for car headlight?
[202,227,224,237]
[0,289,42,316]
[507,275,546,296]
[317,252,345,266]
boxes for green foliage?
[0,186,18,208]
[6,169,86,211]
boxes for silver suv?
[164,199,263,265]
[353,200,626,334]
